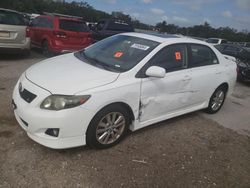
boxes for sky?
[67,0,250,31]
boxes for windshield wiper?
[81,51,119,72]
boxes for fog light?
[45,128,59,137]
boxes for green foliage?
[0,0,111,22]
[155,21,250,42]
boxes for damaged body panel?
[139,69,193,122]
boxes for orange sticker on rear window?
[114,52,123,58]
[175,52,181,61]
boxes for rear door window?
[189,44,218,67]
[59,19,89,32]
[0,10,25,26]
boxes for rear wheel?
[42,41,53,57]
[206,86,227,114]
[86,105,130,149]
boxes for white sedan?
[12,33,237,149]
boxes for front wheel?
[86,105,130,149]
[206,86,227,114]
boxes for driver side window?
[149,44,187,72]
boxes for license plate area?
[0,31,10,38]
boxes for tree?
[155,21,167,32]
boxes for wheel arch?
[41,36,51,47]
[217,82,229,92]
[85,101,135,148]
[86,101,135,134]
[94,102,135,122]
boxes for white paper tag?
[131,43,150,50]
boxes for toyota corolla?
[12,33,237,149]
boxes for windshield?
[0,10,25,26]
[206,38,219,44]
[59,19,89,32]
[75,35,159,72]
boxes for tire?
[206,86,227,114]
[86,104,130,149]
[21,50,30,57]
[42,41,53,57]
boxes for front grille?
[19,88,37,103]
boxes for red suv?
[29,13,93,56]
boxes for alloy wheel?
[211,90,225,111]
[96,112,126,145]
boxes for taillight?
[26,27,30,37]
[53,31,67,38]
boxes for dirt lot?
[0,52,250,188]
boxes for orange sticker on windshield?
[175,52,181,61]
[114,52,123,58]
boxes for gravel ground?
[0,51,250,188]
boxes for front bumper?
[12,74,95,149]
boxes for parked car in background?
[206,38,227,45]
[242,43,250,51]
[215,44,250,81]
[91,19,134,42]
[236,42,250,51]
[12,33,236,149]
[29,13,93,56]
[0,8,30,55]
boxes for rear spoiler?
[223,54,236,62]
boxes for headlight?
[40,95,90,111]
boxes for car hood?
[25,53,120,94]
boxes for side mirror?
[145,66,166,78]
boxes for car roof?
[39,15,84,22]
[0,8,21,14]
[120,32,209,45]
